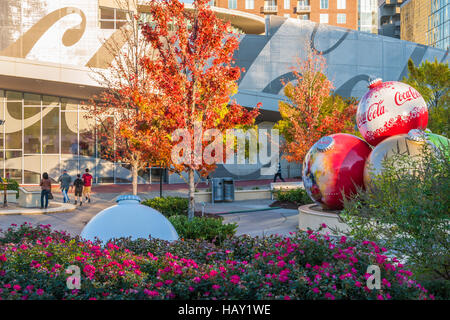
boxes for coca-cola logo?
[394,87,421,106]
[357,99,386,127]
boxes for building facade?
[428,0,449,50]
[358,0,378,33]
[211,0,359,31]
[378,0,402,38]
[0,0,447,185]
[400,0,430,46]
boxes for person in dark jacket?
[73,174,84,206]
[58,169,72,203]
[40,172,52,209]
[273,160,285,182]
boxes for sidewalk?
[0,194,299,238]
[90,178,299,194]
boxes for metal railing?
[294,3,310,13]
[260,5,278,13]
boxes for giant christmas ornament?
[425,131,450,159]
[363,131,436,188]
[302,133,372,210]
[356,78,428,146]
[81,195,179,242]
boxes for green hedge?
[274,188,312,205]
[168,215,237,243]
[141,196,188,217]
[1,179,19,199]
[141,197,236,242]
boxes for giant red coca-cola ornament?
[356,78,428,146]
[302,133,372,210]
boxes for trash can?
[211,178,224,203]
[223,177,235,202]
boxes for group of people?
[39,169,93,209]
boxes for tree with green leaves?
[403,58,449,135]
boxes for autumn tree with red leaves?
[87,0,171,195]
[276,48,356,164]
[140,0,259,219]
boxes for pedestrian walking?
[58,169,72,203]
[40,172,52,209]
[82,168,93,203]
[273,160,285,182]
[73,174,84,206]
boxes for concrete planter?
[18,187,42,208]
[0,190,18,204]
[298,204,350,235]
[195,189,272,203]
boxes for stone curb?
[0,203,76,215]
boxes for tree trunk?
[132,163,138,196]
[188,168,195,221]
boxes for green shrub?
[274,188,312,205]
[1,179,20,199]
[168,215,237,243]
[341,143,450,295]
[141,196,188,217]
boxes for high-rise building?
[358,0,378,33]
[428,0,449,50]
[211,0,359,30]
[378,0,402,38]
[400,0,431,46]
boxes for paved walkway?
[0,184,299,238]
[202,200,299,237]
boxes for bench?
[18,187,42,208]
[270,181,304,200]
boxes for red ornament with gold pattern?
[302,133,372,210]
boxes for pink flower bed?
[0,223,434,300]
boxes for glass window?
[99,7,128,30]
[337,13,346,24]
[5,101,22,149]
[245,0,254,9]
[337,0,346,9]
[320,0,328,9]
[228,0,237,9]
[284,0,290,9]
[79,112,95,157]
[150,167,167,184]
[61,111,78,157]
[42,107,59,154]
[61,98,79,111]
[41,155,59,182]
[24,107,41,154]
[5,150,21,182]
[24,155,40,184]
[24,93,40,107]
[0,151,4,178]
[115,10,127,20]
[0,91,4,149]
[320,14,329,24]
[100,7,114,20]
[100,21,114,29]
[6,91,21,101]
[115,163,132,183]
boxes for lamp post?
[0,120,5,207]
[0,178,8,208]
